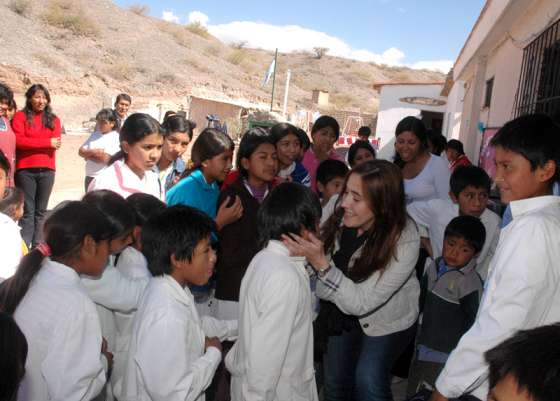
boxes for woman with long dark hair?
[12,84,61,247]
[88,113,164,201]
[283,160,420,401]
[393,116,450,204]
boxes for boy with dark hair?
[316,159,349,207]
[446,139,471,172]
[407,215,485,395]
[0,83,15,188]
[123,205,237,400]
[358,126,372,141]
[408,165,500,280]
[226,183,321,401]
[430,114,560,401]
[317,159,349,226]
[485,323,560,401]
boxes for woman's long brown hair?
[322,160,408,282]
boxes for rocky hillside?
[0,0,444,128]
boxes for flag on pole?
[262,58,276,87]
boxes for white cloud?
[410,60,454,73]
[188,11,209,27]
[397,7,406,13]
[168,12,451,73]
[162,10,180,24]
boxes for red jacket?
[12,111,61,170]
[450,154,471,172]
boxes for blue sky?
[114,0,485,72]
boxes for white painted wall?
[452,0,560,164]
[375,84,446,160]
[443,80,466,140]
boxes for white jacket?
[112,247,152,400]
[122,275,237,401]
[15,259,107,401]
[316,218,420,337]
[81,262,150,353]
[88,159,164,201]
[225,241,319,401]
[436,196,560,399]
[0,212,23,280]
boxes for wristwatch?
[317,264,332,277]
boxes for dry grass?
[155,73,178,85]
[185,22,210,39]
[8,0,32,17]
[204,44,220,58]
[156,21,190,48]
[128,3,149,16]
[33,53,60,69]
[42,0,98,37]
[227,49,247,66]
[106,63,135,81]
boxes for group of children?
[0,96,559,401]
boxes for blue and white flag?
[262,58,276,87]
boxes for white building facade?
[373,83,446,160]
[443,0,560,164]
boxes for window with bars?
[513,18,560,120]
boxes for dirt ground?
[47,134,89,209]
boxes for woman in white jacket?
[123,206,237,401]
[0,201,114,401]
[283,160,420,401]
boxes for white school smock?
[122,275,237,401]
[15,259,107,401]
[81,260,150,363]
[88,159,164,201]
[407,198,501,280]
[404,154,450,204]
[81,130,121,177]
[436,196,560,399]
[225,241,319,401]
[0,212,24,280]
[112,246,151,400]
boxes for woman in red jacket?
[12,84,61,247]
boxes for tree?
[313,47,329,59]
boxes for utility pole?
[270,48,278,112]
[282,69,291,118]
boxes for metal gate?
[512,18,560,119]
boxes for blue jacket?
[166,169,219,219]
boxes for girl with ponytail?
[88,113,165,201]
[0,201,114,401]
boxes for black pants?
[84,176,94,193]
[15,168,55,247]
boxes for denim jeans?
[324,324,416,401]
[15,168,55,246]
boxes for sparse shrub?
[129,3,149,16]
[156,21,190,48]
[106,63,135,81]
[313,47,329,59]
[155,73,178,85]
[42,0,98,37]
[186,22,210,39]
[227,49,247,66]
[9,0,31,17]
[33,53,60,69]
[232,41,248,49]
[204,44,220,57]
